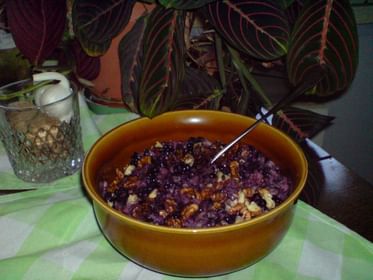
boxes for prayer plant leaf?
[6,0,66,66]
[119,15,147,114]
[159,0,216,10]
[173,67,221,110]
[272,106,334,142]
[279,0,296,9]
[73,31,111,58]
[71,40,100,81]
[138,7,185,117]
[287,0,358,96]
[72,0,136,56]
[204,0,290,61]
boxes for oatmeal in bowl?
[99,137,293,228]
[83,110,307,277]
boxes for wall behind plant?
[92,3,153,100]
[323,23,373,184]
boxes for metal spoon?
[210,78,322,164]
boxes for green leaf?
[72,0,136,56]
[205,0,290,60]
[0,80,52,101]
[287,0,359,96]
[138,7,185,117]
[119,15,148,113]
[0,48,31,87]
[158,0,216,10]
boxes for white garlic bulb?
[33,72,73,123]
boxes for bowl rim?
[83,110,308,235]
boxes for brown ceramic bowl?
[82,110,307,277]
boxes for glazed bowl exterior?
[82,110,308,277]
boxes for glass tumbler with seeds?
[0,72,84,183]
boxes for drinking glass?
[0,79,84,183]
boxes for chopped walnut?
[115,168,124,179]
[227,203,245,215]
[159,210,168,218]
[229,161,240,178]
[123,176,138,189]
[216,171,224,182]
[183,154,194,166]
[164,198,177,214]
[245,201,262,216]
[238,190,245,204]
[211,192,226,203]
[240,207,252,221]
[181,203,199,220]
[180,187,194,197]
[200,187,214,200]
[166,217,182,228]
[127,194,139,206]
[211,202,222,210]
[259,188,276,209]
[139,156,151,166]
[124,165,135,176]
[242,188,254,198]
[148,189,158,199]
[154,141,163,148]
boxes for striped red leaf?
[174,67,221,110]
[159,0,216,9]
[119,15,147,113]
[71,39,100,81]
[287,0,358,96]
[272,106,334,142]
[72,0,136,56]
[138,7,185,117]
[205,0,290,60]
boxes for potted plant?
[1,0,358,143]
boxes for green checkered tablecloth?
[0,96,372,280]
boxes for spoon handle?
[210,76,322,164]
[210,118,261,164]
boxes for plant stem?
[0,80,52,101]
[227,46,272,109]
[214,33,227,94]
[236,66,251,114]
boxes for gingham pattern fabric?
[0,96,372,280]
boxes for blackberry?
[130,152,141,166]
[273,195,283,205]
[161,143,174,155]
[252,193,267,209]
[172,163,191,175]
[224,214,236,224]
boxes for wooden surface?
[300,140,373,242]
[1,141,373,242]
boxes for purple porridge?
[99,137,293,228]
